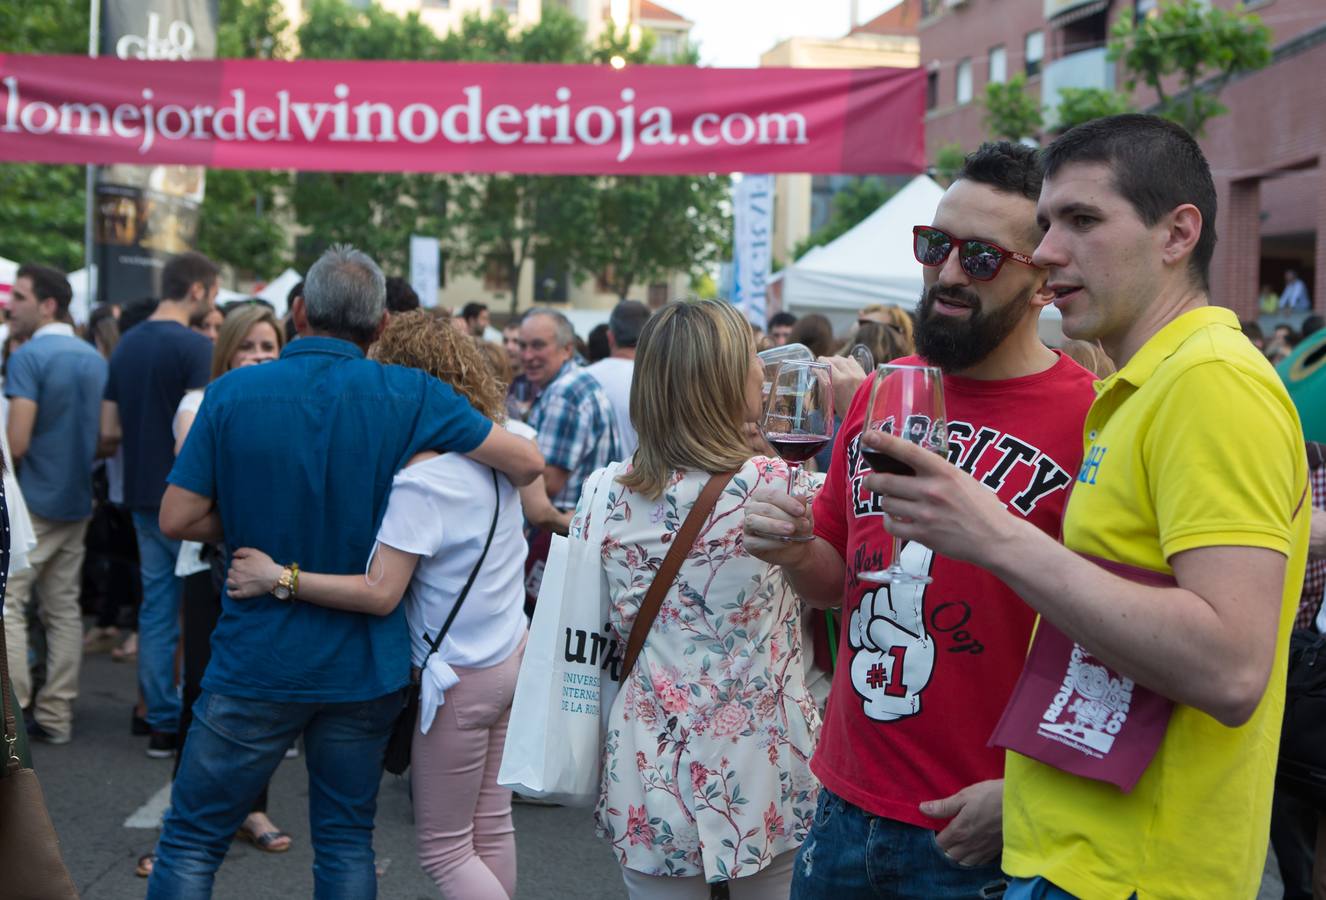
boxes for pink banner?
[0,54,925,175]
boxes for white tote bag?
[498,464,623,806]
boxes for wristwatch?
[273,563,300,601]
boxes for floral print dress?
[571,457,821,883]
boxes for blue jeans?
[147,688,406,900]
[792,788,1008,899]
[1005,877,1135,900]
[132,510,183,732]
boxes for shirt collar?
[32,322,76,340]
[280,336,365,360]
[1102,306,1240,393]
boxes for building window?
[926,69,940,110]
[493,0,519,14]
[1025,30,1044,78]
[989,45,1007,84]
[420,0,449,7]
[484,255,512,292]
[955,58,973,105]
[647,282,669,307]
[656,33,679,60]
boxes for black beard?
[913,284,1028,373]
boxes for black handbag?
[383,468,500,775]
[1277,628,1326,810]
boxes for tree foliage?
[1052,87,1132,134]
[199,0,294,279]
[0,0,89,271]
[1109,0,1272,137]
[792,179,897,262]
[931,142,967,188]
[983,75,1043,144]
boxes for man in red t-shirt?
[745,143,1098,899]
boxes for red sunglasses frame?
[911,225,1038,282]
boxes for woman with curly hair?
[226,310,535,899]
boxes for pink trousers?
[411,635,525,899]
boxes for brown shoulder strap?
[2,610,20,775]
[619,471,737,686]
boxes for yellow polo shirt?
[1003,307,1310,899]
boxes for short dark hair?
[1303,315,1324,339]
[958,141,1043,204]
[119,297,160,333]
[161,251,219,302]
[587,323,611,363]
[16,264,72,317]
[608,300,650,348]
[384,276,419,314]
[768,311,797,329]
[461,302,488,321]
[287,279,304,306]
[1041,114,1217,291]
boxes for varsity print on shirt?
[840,420,1074,723]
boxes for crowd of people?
[1,111,1321,900]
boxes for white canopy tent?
[256,268,302,318]
[780,175,1062,343]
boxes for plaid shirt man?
[528,361,621,511]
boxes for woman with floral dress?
[572,299,820,899]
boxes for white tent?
[782,175,946,324]
[780,174,1062,343]
[256,268,302,317]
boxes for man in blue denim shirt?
[151,245,542,899]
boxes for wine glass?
[760,359,835,542]
[849,343,875,373]
[757,342,814,409]
[858,364,948,584]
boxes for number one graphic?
[884,645,908,698]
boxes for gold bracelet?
[290,563,300,598]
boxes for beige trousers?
[2,513,90,738]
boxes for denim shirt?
[169,337,493,702]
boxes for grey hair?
[523,307,576,349]
[302,244,386,344]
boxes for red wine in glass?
[759,359,835,543]
[768,434,832,464]
[859,364,948,584]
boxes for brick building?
[918,0,1326,317]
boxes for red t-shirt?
[811,352,1097,829]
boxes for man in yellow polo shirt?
[856,113,1309,899]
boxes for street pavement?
[30,648,626,899]
[29,640,1288,899]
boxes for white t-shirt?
[376,420,531,670]
[172,389,205,443]
[585,356,637,460]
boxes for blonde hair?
[211,305,284,381]
[476,339,512,389]
[859,304,915,355]
[372,310,507,422]
[620,300,755,500]
[1059,340,1116,378]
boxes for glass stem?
[786,462,801,495]
[887,515,904,571]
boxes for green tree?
[199,0,294,279]
[0,0,89,271]
[293,0,451,274]
[1052,87,1133,134]
[570,175,730,299]
[1109,0,1272,136]
[983,74,1043,143]
[793,179,898,262]
[931,142,967,188]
